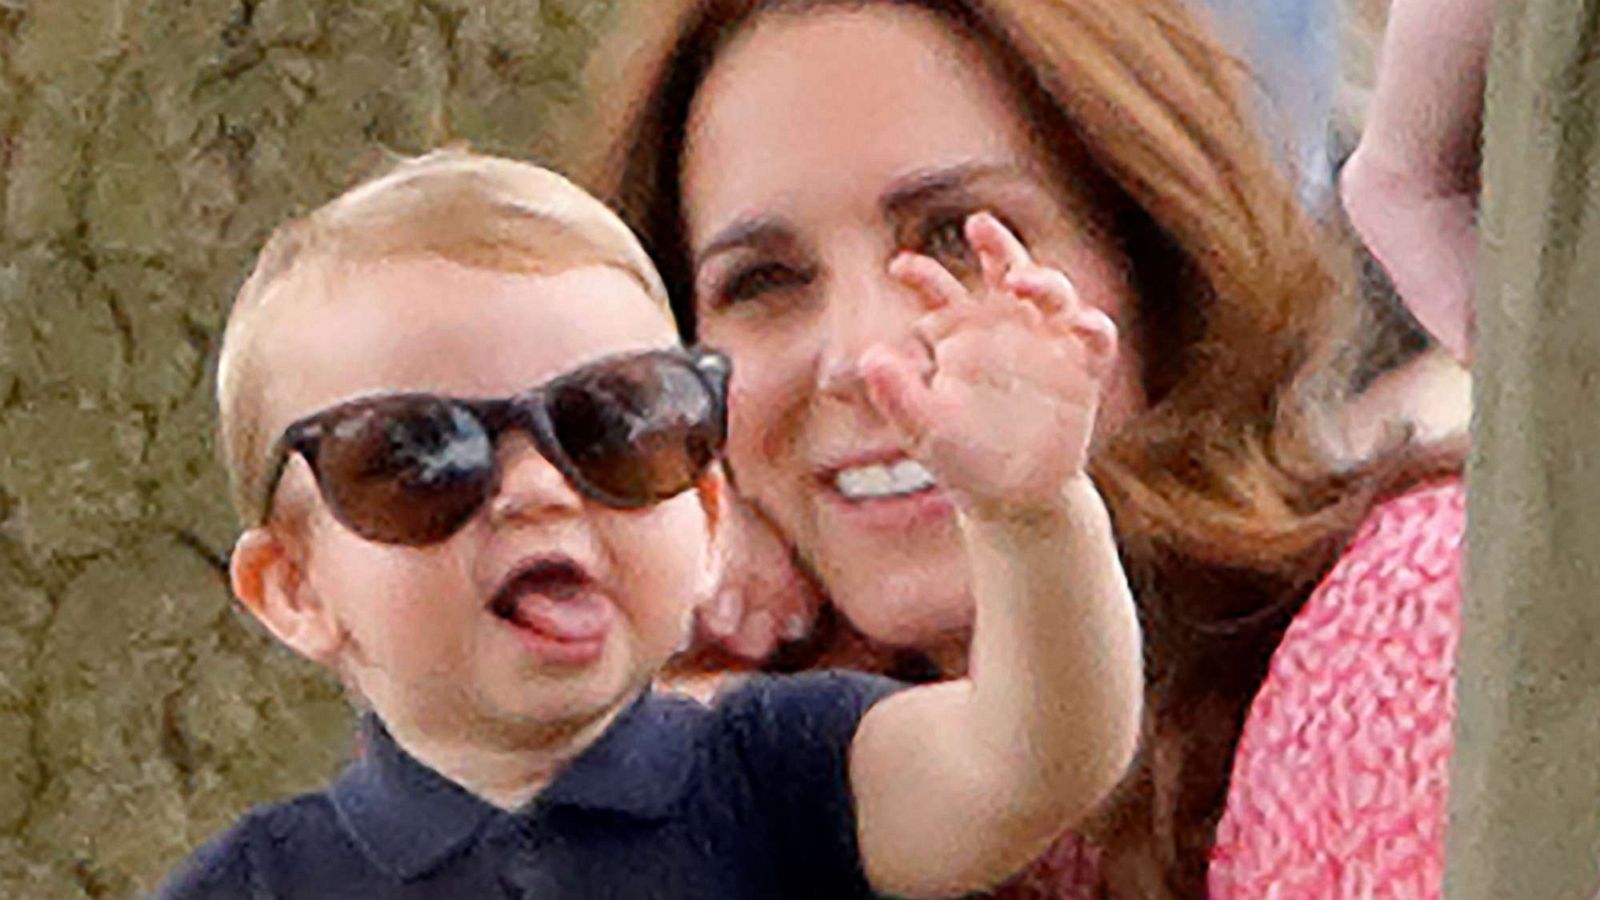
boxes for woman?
[572,0,1461,894]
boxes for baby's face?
[255,257,711,749]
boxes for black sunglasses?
[258,347,730,546]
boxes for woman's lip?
[814,449,914,481]
[819,482,955,532]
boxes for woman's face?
[681,4,1146,653]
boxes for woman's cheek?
[728,363,794,482]
[719,336,814,512]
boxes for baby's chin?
[468,668,647,739]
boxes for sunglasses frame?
[255,346,731,540]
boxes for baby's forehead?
[251,257,679,433]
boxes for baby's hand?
[860,212,1116,523]
[699,487,821,660]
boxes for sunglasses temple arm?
[176,529,232,582]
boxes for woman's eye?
[716,262,808,306]
[919,216,976,272]
[911,212,1029,278]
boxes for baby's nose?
[489,434,583,525]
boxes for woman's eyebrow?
[694,216,796,269]
[879,161,1028,216]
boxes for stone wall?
[0,1,614,895]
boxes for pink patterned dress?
[996,479,1465,898]
[1208,477,1465,898]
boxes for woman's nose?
[816,267,921,398]
[488,435,584,526]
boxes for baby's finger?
[702,587,743,639]
[967,212,1032,298]
[889,252,970,311]
[911,300,1024,348]
[726,609,780,661]
[1004,265,1079,317]
[1068,307,1119,380]
[859,343,948,450]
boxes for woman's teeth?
[834,459,936,500]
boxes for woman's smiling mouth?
[833,458,938,501]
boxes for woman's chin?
[829,576,974,658]
[799,514,975,659]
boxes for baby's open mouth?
[489,558,612,645]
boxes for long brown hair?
[568,0,1447,894]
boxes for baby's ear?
[230,526,342,665]
[696,462,728,537]
[693,463,731,592]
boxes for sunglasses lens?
[315,398,495,544]
[545,355,723,505]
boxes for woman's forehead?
[682,5,1044,225]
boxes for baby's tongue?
[504,582,612,642]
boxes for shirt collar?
[328,691,701,881]
[536,689,700,818]
[328,716,494,881]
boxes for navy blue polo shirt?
[155,671,906,899]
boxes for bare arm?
[1356,0,1493,183]
[845,214,1143,899]
[1341,0,1494,363]
[853,480,1140,898]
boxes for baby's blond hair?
[216,148,672,528]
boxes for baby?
[155,149,1142,899]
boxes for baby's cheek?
[614,506,707,635]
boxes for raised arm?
[1340,0,1494,363]
[845,213,1143,899]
